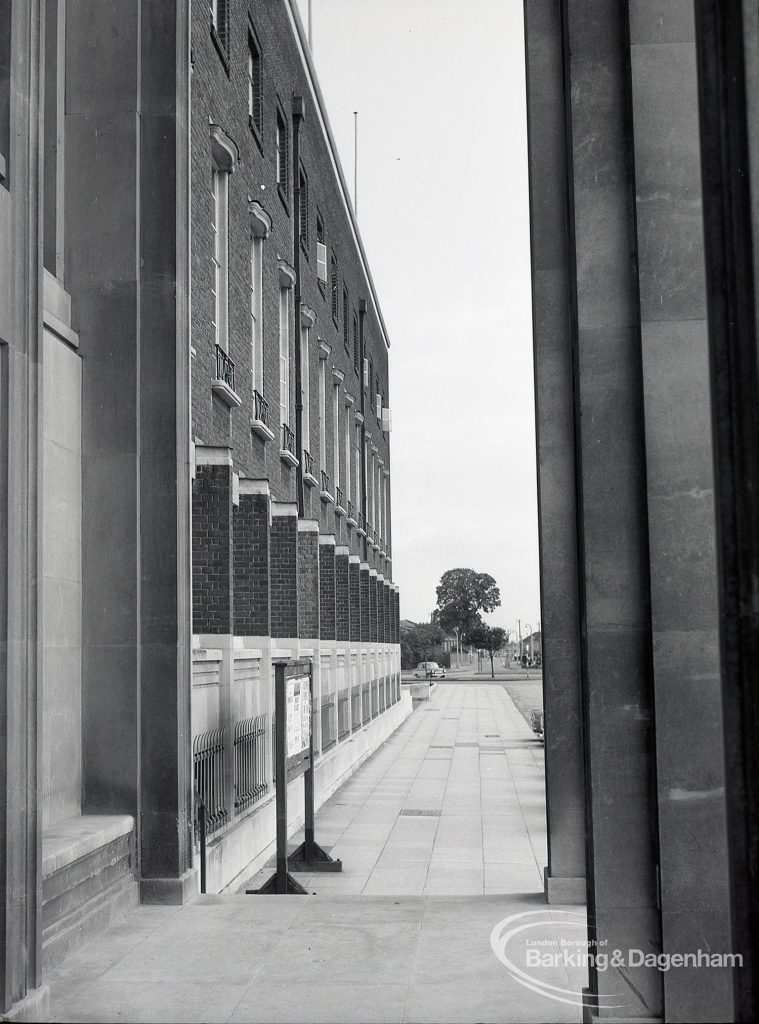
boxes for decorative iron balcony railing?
[253,389,269,426]
[303,449,315,477]
[335,485,343,509]
[282,423,296,455]
[321,469,331,494]
[215,344,236,392]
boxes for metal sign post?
[289,662,342,874]
[250,659,309,894]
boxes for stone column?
[67,0,193,903]
[0,1,46,1013]
[523,0,586,906]
[318,536,336,641]
[270,505,298,640]
[563,0,662,1015]
[233,481,270,638]
[628,5,732,1020]
[694,3,759,1018]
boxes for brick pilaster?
[349,556,361,641]
[377,574,385,644]
[192,458,233,634]
[369,570,378,643]
[335,546,350,642]
[319,535,336,641]
[271,505,298,638]
[233,482,270,636]
[359,564,370,643]
[393,588,400,644]
[297,521,320,640]
[383,581,390,645]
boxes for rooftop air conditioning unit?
[381,407,392,432]
[316,242,327,283]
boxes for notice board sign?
[285,662,312,781]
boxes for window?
[333,379,341,489]
[250,235,263,392]
[316,214,327,285]
[344,400,352,510]
[319,358,327,469]
[210,0,229,59]
[247,30,262,137]
[276,109,289,200]
[278,263,295,427]
[300,307,316,453]
[209,125,237,353]
[354,423,362,507]
[343,287,349,351]
[353,316,360,374]
[330,252,339,322]
[211,164,229,351]
[299,166,309,250]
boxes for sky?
[295,0,540,638]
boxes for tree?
[468,624,509,679]
[434,568,501,639]
[401,622,446,670]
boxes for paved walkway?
[47,685,585,1024]
[243,683,547,896]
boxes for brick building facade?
[188,0,404,891]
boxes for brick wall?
[335,549,350,642]
[271,513,297,638]
[192,463,233,634]
[349,559,361,642]
[297,525,319,640]
[319,539,336,641]
[233,490,269,636]
[393,590,400,645]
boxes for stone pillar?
[359,564,370,643]
[233,481,270,638]
[694,3,759,1018]
[564,0,662,1014]
[0,1,46,1013]
[67,0,193,902]
[628,5,732,1019]
[192,451,233,635]
[523,0,586,906]
[335,546,350,642]
[271,505,298,639]
[319,535,336,641]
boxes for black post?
[304,663,316,862]
[199,800,207,895]
[274,660,289,893]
